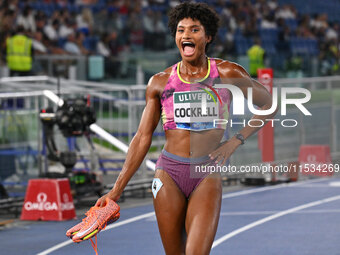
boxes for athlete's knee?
[185,241,210,255]
[166,249,185,255]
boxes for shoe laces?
[81,206,97,228]
[84,205,113,255]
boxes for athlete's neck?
[181,55,208,75]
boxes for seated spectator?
[76,7,94,35]
[16,5,36,33]
[59,18,76,39]
[56,9,70,25]
[43,19,60,42]
[96,32,110,57]
[64,33,81,55]
[32,31,48,54]
[261,14,277,29]
[276,4,296,20]
[35,11,47,32]
[325,23,338,42]
[310,14,328,31]
[41,34,66,55]
[64,31,90,55]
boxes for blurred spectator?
[107,31,120,56]
[64,31,89,55]
[59,18,76,38]
[93,8,108,34]
[16,5,36,33]
[102,10,124,34]
[169,0,180,8]
[247,37,265,77]
[0,9,16,34]
[32,31,47,54]
[41,33,65,54]
[310,14,328,30]
[119,0,131,15]
[6,26,33,76]
[35,11,47,31]
[143,9,166,50]
[97,31,121,77]
[127,9,144,51]
[261,14,277,29]
[325,23,338,42]
[56,9,70,25]
[76,7,94,35]
[267,0,278,11]
[64,33,81,55]
[96,32,110,57]
[43,19,60,41]
[276,4,296,20]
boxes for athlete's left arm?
[210,61,278,165]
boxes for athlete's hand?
[95,189,120,207]
[209,138,241,166]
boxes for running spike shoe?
[66,206,97,238]
[68,198,120,242]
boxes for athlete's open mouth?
[182,41,196,57]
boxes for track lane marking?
[220,208,340,216]
[212,194,340,248]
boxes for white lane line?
[220,208,340,216]
[38,178,332,254]
[222,177,328,199]
[290,184,340,188]
[37,212,155,255]
[212,194,340,249]
[329,181,340,187]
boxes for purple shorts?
[155,149,215,198]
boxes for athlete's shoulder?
[146,65,174,97]
[214,58,250,79]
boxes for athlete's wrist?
[230,135,243,146]
[110,185,123,200]
[234,133,245,145]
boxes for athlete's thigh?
[185,173,222,255]
[153,169,187,255]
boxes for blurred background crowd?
[0,0,339,80]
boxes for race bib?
[173,91,219,130]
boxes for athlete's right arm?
[96,74,165,206]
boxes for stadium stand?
[0,0,338,78]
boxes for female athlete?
[96,2,277,254]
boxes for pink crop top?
[160,58,231,131]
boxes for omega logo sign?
[24,193,74,211]
[24,192,58,211]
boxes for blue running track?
[1,177,340,255]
